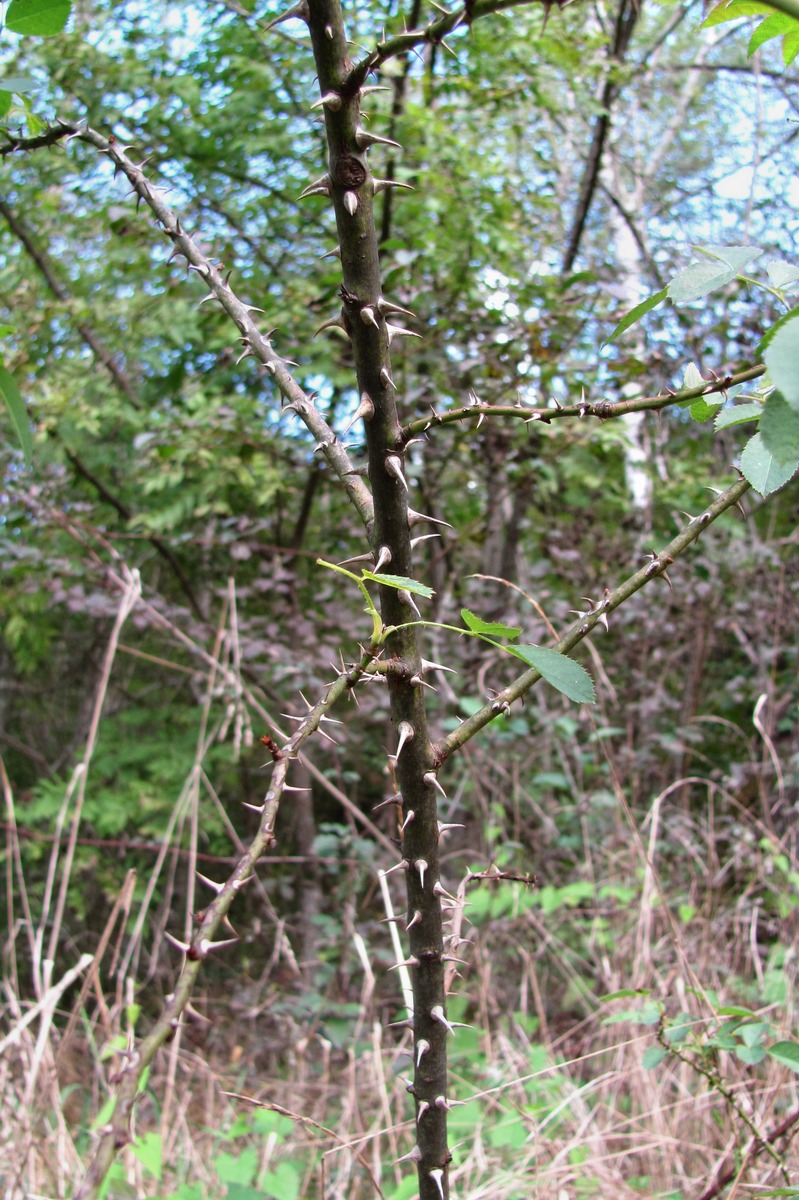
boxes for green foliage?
[739,432,798,497]
[460,609,521,639]
[703,0,799,63]
[607,245,799,495]
[5,0,71,37]
[2,2,799,1197]
[763,316,799,409]
[0,355,30,465]
[508,644,596,704]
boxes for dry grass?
[2,573,798,1200]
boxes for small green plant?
[602,990,799,1188]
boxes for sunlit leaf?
[131,1131,162,1179]
[690,397,722,422]
[702,0,775,26]
[714,402,762,430]
[760,392,799,465]
[783,26,799,60]
[509,645,595,704]
[602,288,667,346]
[5,0,71,36]
[765,259,799,290]
[740,432,799,496]
[362,572,435,599]
[0,361,32,466]
[683,362,705,390]
[668,246,761,304]
[748,10,795,52]
[763,314,799,408]
[260,1162,301,1200]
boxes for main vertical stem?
[305,3,450,1194]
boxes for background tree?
[1,0,799,1197]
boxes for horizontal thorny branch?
[436,474,751,763]
[399,364,767,443]
[342,0,572,91]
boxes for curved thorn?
[263,0,310,30]
[394,720,415,758]
[385,454,408,490]
[354,127,402,151]
[310,90,342,111]
[164,932,191,954]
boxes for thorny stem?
[697,1105,799,1200]
[305,0,449,1192]
[72,645,379,1200]
[656,1020,791,1185]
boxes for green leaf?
[714,402,763,430]
[663,1012,697,1044]
[225,1185,265,1200]
[131,1131,162,1179]
[668,246,761,304]
[603,288,667,346]
[690,397,722,422]
[757,304,799,356]
[642,1046,667,1071]
[461,608,521,639]
[683,362,705,390]
[0,361,32,466]
[603,1008,647,1025]
[639,1001,664,1026]
[362,572,435,599]
[748,9,796,52]
[260,1162,301,1200]
[783,25,799,61]
[739,1021,769,1047]
[740,432,799,496]
[763,314,799,408]
[768,1040,799,1072]
[736,1043,767,1064]
[216,1148,258,1186]
[760,392,799,465]
[5,0,71,35]
[702,0,775,26]
[0,90,11,119]
[509,644,595,704]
